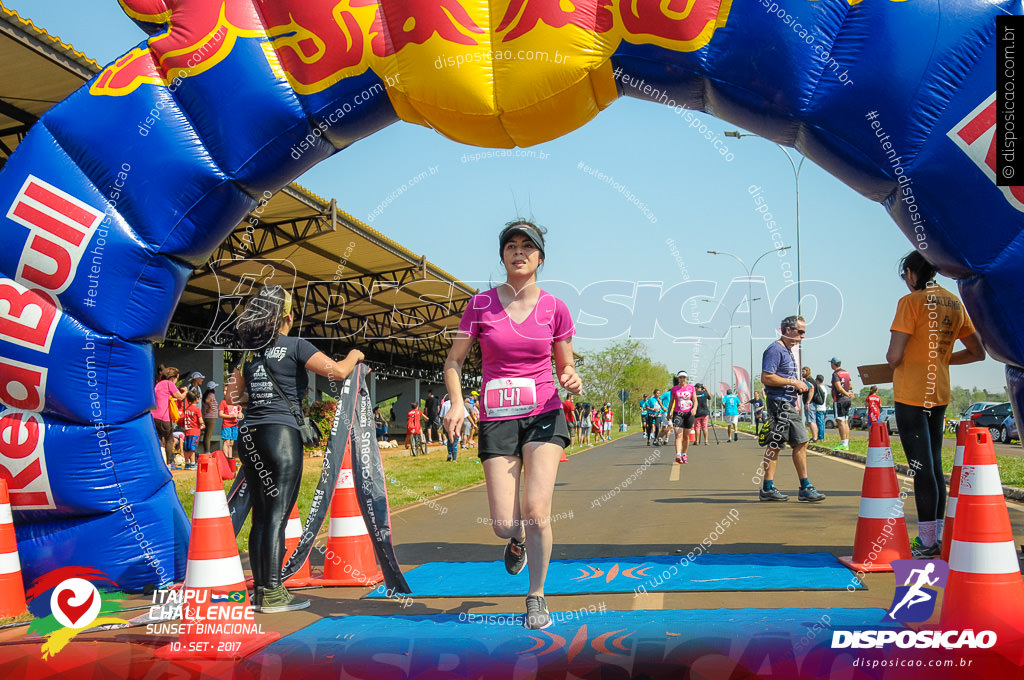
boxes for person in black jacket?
[424,390,441,443]
[693,383,712,445]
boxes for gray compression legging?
[237,423,303,589]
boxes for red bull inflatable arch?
[0,0,1021,589]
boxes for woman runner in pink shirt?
[443,221,581,630]
[668,371,698,464]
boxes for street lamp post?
[701,296,760,395]
[724,130,806,315]
[707,248,789,403]
[698,340,731,413]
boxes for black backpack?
[812,383,826,405]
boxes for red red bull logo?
[89,0,731,145]
[0,409,54,509]
[619,0,730,49]
[949,92,1024,212]
[91,0,264,96]
[91,0,730,97]
[7,176,104,298]
[354,0,486,55]
[497,0,615,41]
[0,279,59,355]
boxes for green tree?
[577,340,670,426]
[856,386,894,406]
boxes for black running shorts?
[478,409,571,460]
[766,399,810,449]
[672,412,695,429]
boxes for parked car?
[885,411,898,436]
[971,402,1015,439]
[999,414,1018,444]
[849,407,870,429]
[853,406,895,431]
[947,401,1002,433]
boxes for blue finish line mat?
[367,552,862,598]
[251,608,895,677]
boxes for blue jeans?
[814,406,825,439]
[447,436,460,461]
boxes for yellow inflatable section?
[373,0,730,147]
[103,0,732,147]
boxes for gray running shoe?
[257,585,310,613]
[910,538,941,559]
[798,485,827,503]
[524,595,552,629]
[759,487,789,502]
[504,537,527,575]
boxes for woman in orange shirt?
[886,252,985,557]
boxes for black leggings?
[646,415,660,437]
[894,402,947,523]
[237,423,303,589]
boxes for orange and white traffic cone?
[940,429,1024,640]
[212,449,234,481]
[245,502,312,589]
[283,503,311,587]
[940,420,971,562]
[309,447,383,587]
[560,448,569,462]
[156,454,278,659]
[839,423,912,572]
[688,428,696,443]
[0,478,26,618]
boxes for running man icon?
[888,562,939,619]
[885,559,949,622]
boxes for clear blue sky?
[7,0,1009,394]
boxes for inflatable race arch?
[0,0,1021,590]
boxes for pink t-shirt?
[152,379,179,422]
[458,288,574,422]
[671,384,697,414]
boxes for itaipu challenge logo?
[25,567,128,658]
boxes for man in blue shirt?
[722,389,741,442]
[657,387,672,445]
[640,394,651,443]
[758,315,826,503]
